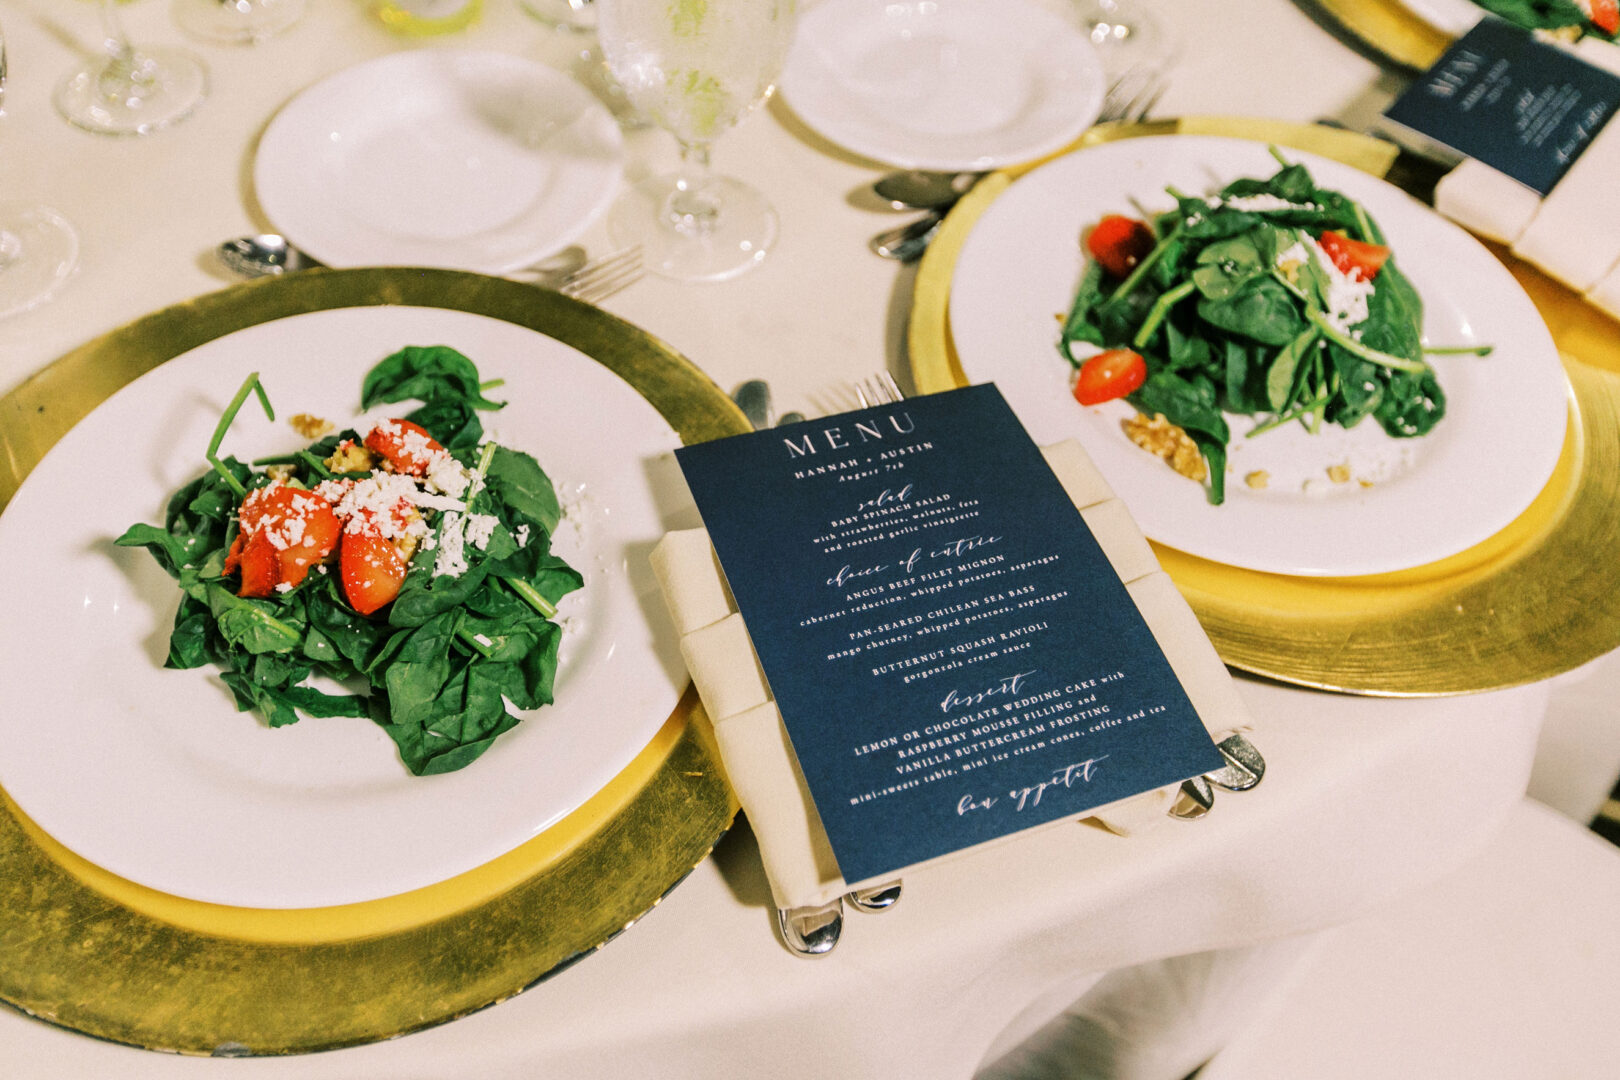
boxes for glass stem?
[98,0,148,100]
[665,141,721,238]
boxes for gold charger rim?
[0,267,745,1055]
[907,117,1620,696]
[1312,0,1452,70]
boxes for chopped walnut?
[1244,470,1270,490]
[1327,463,1352,484]
[1122,412,1207,482]
[289,413,335,439]
[324,439,377,474]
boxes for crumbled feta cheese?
[433,511,468,578]
[1307,235,1375,335]
[1274,237,1375,336]
[464,513,498,552]
[1212,194,1320,213]
[425,454,471,498]
[514,524,530,548]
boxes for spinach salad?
[116,346,582,776]
[1059,149,1488,505]
[1470,0,1617,41]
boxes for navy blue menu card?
[675,384,1224,886]
[1381,16,1620,194]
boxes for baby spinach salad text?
[1059,149,1490,505]
[116,347,581,776]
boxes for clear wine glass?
[0,17,79,318]
[1072,0,1176,76]
[56,0,207,135]
[172,0,306,44]
[518,0,596,32]
[595,0,798,282]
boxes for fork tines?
[853,371,905,408]
[560,244,644,304]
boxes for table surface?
[0,0,1573,1075]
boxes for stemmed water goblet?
[172,0,306,45]
[56,0,207,135]
[519,0,597,32]
[594,0,798,282]
[1073,0,1177,76]
[0,17,80,318]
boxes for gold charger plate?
[909,117,1620,695]
[0,268,745,1054]
[1312,0,1450,69]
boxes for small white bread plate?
[255,51,623,273]
[778,0,1106,171]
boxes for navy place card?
[1382,16,1620,194]
[675,384,1224,886]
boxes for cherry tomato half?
[1086,215,1157,279]
[1316,230,1390,283]
[364,418,445,477]
[1073,349,1148,407]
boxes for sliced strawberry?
[237,528,279,599]
[223,530,245,576]
[1592,0,1618,34]
[1086,215,1157,279]
[341,531,408,615]
[364,419,445,477]
[232,484,340,596]
[1317,230,1391,283]
[276,504,341,589]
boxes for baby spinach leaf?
[1197,276,1305,346]
[165,596,214,670]
[1265,326,1321,412]
[361,345,506,412]
[485,445,562,535]
[206,583,303,655]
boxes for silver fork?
[1095,64,1168,130]
[523,244,644,304]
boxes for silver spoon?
[873,169,982,211]
[731,379,772,430]
[869,212,943,262]
[217,234,320,277]
[217,235,591,285]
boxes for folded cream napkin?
[1433,120,1620,319]
[649,440,1256,913]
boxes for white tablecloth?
[0,0,1587,1075]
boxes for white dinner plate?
[948,136,1569,577]
[255,51,623,273]
[1394,0,1620,71]
[1396,0,1483,34]
[778,0,1106,171]
[0,307,694,908]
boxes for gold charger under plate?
[0,269,746,1054]
[909,117,1620,695]
[1311,0,1450,69]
